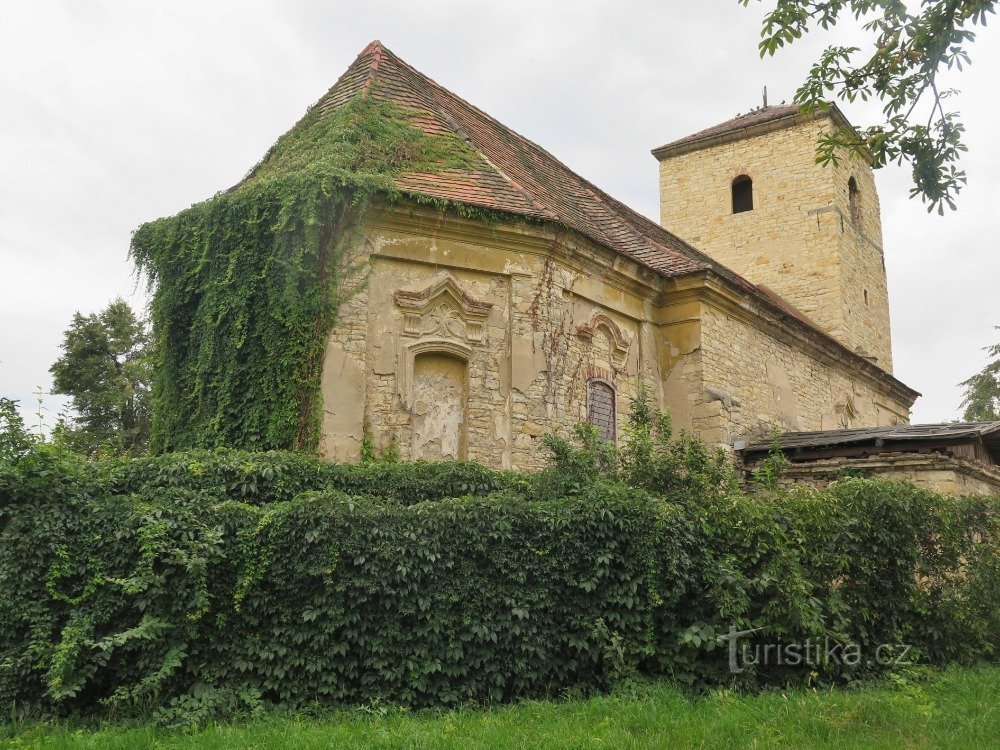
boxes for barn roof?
[742,422,1000,463]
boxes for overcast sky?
[2,0,998,432]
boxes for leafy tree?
[960,327,1000,420]
[49,298,152,456]
[0,397,33,463]
[744,0,996,213]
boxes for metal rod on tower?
[763,85,768,108]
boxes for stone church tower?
[653,104,893,371]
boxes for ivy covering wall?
[130,94,479,452]
[1,416,997,724]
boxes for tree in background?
[744,0,996,213]
[49,299,152,456]
[960,327,1000,420]
[0,397,33,462]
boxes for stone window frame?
[393,272,493,344]
[586,377,617,444]
[408,344,471,461]
[731,174,753,214]
[575,311,632,369]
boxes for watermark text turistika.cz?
[726,626,914,673]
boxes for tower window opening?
[732,175,753,213]
[848,176,861,226]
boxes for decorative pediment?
[393,273,493,343]
[576,311,632,364]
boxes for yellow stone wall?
[656,114,893,370]
[318,201,915,470]
[695,293,909,449]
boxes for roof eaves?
[651,103,855,161]
[742,422,1000,454]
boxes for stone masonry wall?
[319,206,653,470]
[657,115,893,370]
[318,202,914,471]
[757,453,1000,497]
[694,300,910,449]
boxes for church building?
[154,41,1000,494]
[317,42,919,467]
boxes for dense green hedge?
[1,423,997,724]
[97,449,526,506]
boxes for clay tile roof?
[651,102,852,160]
[285,42,914,397]
[309,40,709,278]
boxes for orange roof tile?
[651,102,854,160]
[269,41,914,396]
[311,40,708,278]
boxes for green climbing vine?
[131,93,481,452]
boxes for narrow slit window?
[732,175,753,213]
[848,176,861,225]
[587,379,616,443]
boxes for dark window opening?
[864,289,869,306]
[732,175,753,213]
[848,176,861,226]
[587,379,616,443]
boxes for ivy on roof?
[130,94,480,453]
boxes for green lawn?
[3,667,998,749]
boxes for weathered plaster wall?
[657,115,893,370]
[318,202,914,471]
[319,206,656,470]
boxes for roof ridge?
[368,43,708,269]
[359,39,383,95]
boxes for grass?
[3,666,998,749]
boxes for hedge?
[0,441,997,724]
[97,448,526,505]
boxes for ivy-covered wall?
[130,95,480,453]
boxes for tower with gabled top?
[653,104,893,371]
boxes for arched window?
[587,379,616,443]
[732,175,753,214]
[848,176,861,225]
